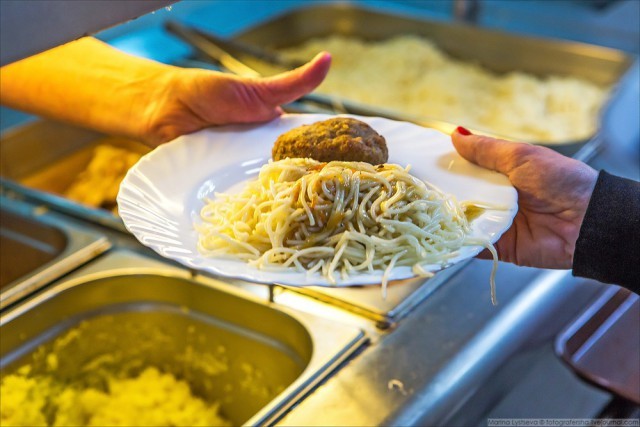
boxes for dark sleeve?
[573,170,640,293]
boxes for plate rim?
[117,113,517,287]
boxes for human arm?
[451,127,639,291]
[0,37,331,147]
[573,171,640,290]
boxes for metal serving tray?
[230,3,635,156]
[0,250,366,426]
[0,197,110,310]
[0,120,150,231]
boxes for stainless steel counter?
[275,267,612,426]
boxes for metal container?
[0,120,150,231]
[0,197,110,310]
[0,250,366,426]
[556,286,640,404]
[231,3,635,156]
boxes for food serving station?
[1,1,638,425]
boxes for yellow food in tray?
[0,374,48,426]
[1,316,232,427]
[64,145,142,213]
[0,365,230,427]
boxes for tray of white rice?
[223,3,635,157]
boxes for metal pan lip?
[0,196,110,311]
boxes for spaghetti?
[197,158,498,302]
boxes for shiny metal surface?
[165,20,306,71]
[280,262,466,328]
[277,263,609,426]
[237,3,632,84]
[166,20,461,126]
[0,120,151,231]
[0,250,366,426]
[0,197,110,310]
[1,208,66,286]
[556,286,640,404]
[232,3,635,155]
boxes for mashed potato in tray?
[252,35,609,143]
[64,144,143,213]
[0,366,231,427]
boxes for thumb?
[451,126,527,175]
[258,51,331,105]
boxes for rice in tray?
[252,35,609,143]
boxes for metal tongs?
[165,20,303,77]
[164,20,438,127]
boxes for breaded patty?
[272,117,388,165]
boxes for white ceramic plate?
[118,114,517,286]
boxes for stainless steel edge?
[0,196,111,310]
[0,251,187,326]
[384,263,467,322]
[279,261,467,328]
[246,313,368,426]
[275,262,606,427]
[1,178,127,233]
[554,286,620,361]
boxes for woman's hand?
[0,37,331,147]
[143,52,331,146]
[451,127,598,269]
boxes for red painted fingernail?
[455,126,472,136]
